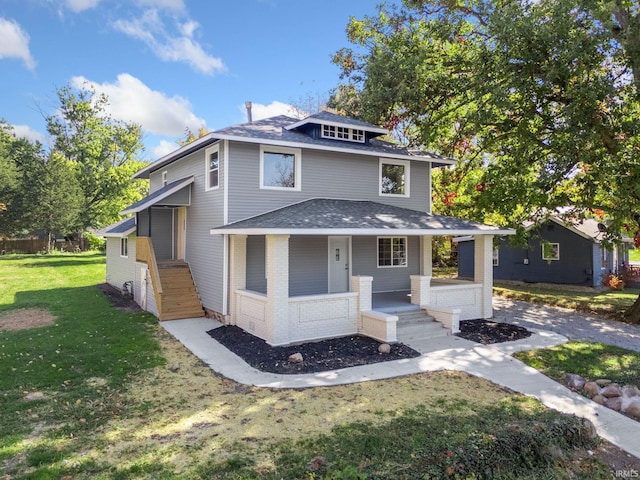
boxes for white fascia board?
[285,118,388,135]
[101,228,136,238]
[133,134,219,179]
[121,176,194,215]
[210,227,516,236]
[211,133,456,165]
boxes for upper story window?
[260,145,301,191]
[205,144,220,191]
[493,247,500,267]
[162,171,168,186]
[380,158,410,197]
[321,124,365,143]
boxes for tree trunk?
[46,231,52,254]
[624,292,640,324]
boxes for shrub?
[84,231,106,251]
[602,273,625,290]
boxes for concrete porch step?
[396,310,448,341]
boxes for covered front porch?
[213,198,513,347]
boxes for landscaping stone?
[288,353,303,363]
[626,402,640,419]
[595,379,612,387]
[601,384,623,398]
[604,397,622,411]
[378,343,391,354]
[591,394,605,405]
[623,385,640,397]
[565,373,586,390]
[583,381,600,397]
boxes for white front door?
[328,236,350,293]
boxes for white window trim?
[542,242,560,261]
[205,144,220,191]
[379,158,410,197]
[260,145,301,191]
[120,237,128,258]
[161,171,168,186]
[493,247,499,267]
[321,124,365,143]
[377,236,408,268]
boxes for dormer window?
[321,124,365,143]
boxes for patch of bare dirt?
[0,308,56,331]
[97,283,142,313]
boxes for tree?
[332,0,640,321]
[47,83,148,229]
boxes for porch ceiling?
[121,176,194,215]
[211,198,515,236]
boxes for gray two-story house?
[101,112,513,346]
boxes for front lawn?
[0,253,630,478]
[494,282,640,320]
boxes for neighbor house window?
[260,145,301,190]
[380,159,410,196]
[162,171,168,186]
[493,247,499,267]
[205,145,219,190]
[378,237,407,267]
[542,242,560,261]
[120,238,128,258]
[321,125,365,143]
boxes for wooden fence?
[0,238,89,255]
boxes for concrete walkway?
[161,316,640,460]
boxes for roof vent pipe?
[245,101,252,123]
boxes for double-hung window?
[380,158,410,197]
[206,145,220,190]
[260,145,301,191]
[120,238,128,258]
[378,237,407,267]
[542,242,560,261]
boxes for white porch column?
[420,236,433,277]
[266,234,290,345]
[228,234,247,325]
[410,275,431,306]
[474,234,494,319]
[352,275,373,314]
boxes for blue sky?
[0,0,388,161]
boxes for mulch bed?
[208,320,532,375]
[455,319,532,344]
[207,326,421,374]
[97,283,142,313]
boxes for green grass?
[515,342,640,387]
[493,282,640,320]
[0,252,164,478]
[0,253,622,479]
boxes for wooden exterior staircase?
[136,237,205,321]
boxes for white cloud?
[243,101,301,122]
[112,11,225,75]
[65,0,101,13]
[0,17,36,70]
[71,73,206,137]
[151,139,179,158]
[11,125,46,144]
[136,0,185,11]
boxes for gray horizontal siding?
[227,142,431,223]
[289,236,328,296]
[246,235,266,294]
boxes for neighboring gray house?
[456,216,631,288]
[101,112,513,346]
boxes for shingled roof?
[211,199,514,236]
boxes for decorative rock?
[623,385,640,397]
[625,401,640,419]
[595,379,612,387]
[581,418,598,439]
[288,353,303,363]
[378,343,391,354]
[591,394,605,405]
[565,373,586,390]
[604,396,622,411]
[601,384,622,398]
[583,381,600,398]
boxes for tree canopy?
[332,0,640,238]
[331,0,640,319]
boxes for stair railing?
[136,237,163,313]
